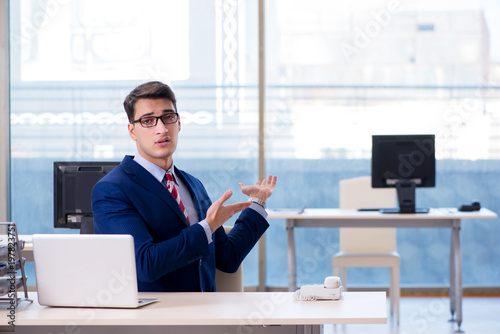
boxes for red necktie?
[165,172,190,225]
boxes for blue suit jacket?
[91,155,269,292]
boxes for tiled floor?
[324,296,500,334]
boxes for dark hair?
[123,81,177,122]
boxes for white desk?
[11,291,386,333]
[267,207,497,330]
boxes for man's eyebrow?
[137,111,155,118]
[137,109,176,118]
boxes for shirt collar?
[133,152,178,184]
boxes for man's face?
[127,98,181,170]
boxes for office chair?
[332,176,400,323]
[215,226,244,292]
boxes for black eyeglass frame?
[131,112,179,128]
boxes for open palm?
[239,175,277,201]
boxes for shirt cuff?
[199,220,213,244]
[249,202,268,218]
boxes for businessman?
[91,81,277,292]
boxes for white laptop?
[32,234,158,308]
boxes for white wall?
[0,0,10,222]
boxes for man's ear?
[128,123,137,141]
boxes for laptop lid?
[33,234,154,308]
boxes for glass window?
[265,0,500,287]
[9,0,260,285]
[7,0,500,289]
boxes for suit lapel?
[121,156,189,225]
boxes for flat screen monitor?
[371,134,435,214]
[54,161,119,233]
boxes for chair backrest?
[214,226,244,292]
[339,176,397,253]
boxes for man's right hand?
[205,190,252,233]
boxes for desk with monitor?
[267,207,498,330]
[13,291,387,333]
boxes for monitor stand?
[380,180,429,214]
[80,217,95,234]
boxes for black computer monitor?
[371,134,435,214]
[54,161,119,233]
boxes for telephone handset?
[292,276,343,301]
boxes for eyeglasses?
[131,113,179,128]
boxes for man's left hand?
[239,175,277,202]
